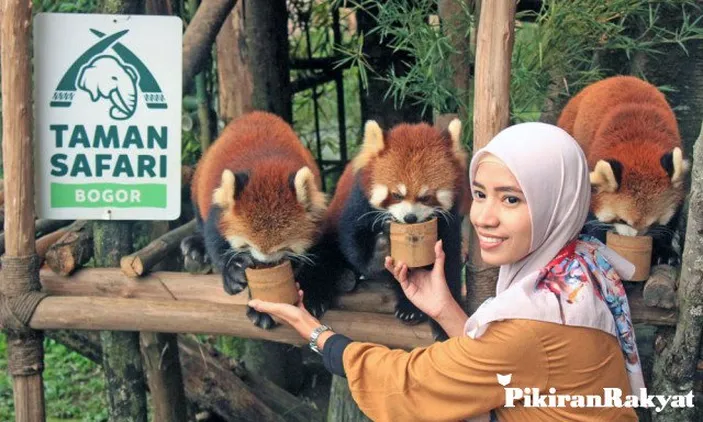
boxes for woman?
[249,122,644,421]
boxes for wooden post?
[467,0,516,313]
[0,0,46,420]
[651,122,703,422]
[94,221,148,422]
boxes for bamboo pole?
[467,0,516,313]
[30,297,434,350]
[1,0,46,420]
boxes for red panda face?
[214,166,327,264]
[590,147,689,236]
[354,120,468,224]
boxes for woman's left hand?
[248,287,324,341]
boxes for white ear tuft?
[590,160,618,193]
[353,121,385,172]
[671,147,690,187]
[447,118,468,169]
[294,166,327,213]
[213,169,236,208]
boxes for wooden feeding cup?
[606,231,653,282]
[245,260,298,304]
[390,218,438,268]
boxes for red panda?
[557,75,690,266]
[325,119,468,337]
[181,111,328,328]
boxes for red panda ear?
[662,147,690,187]
[590,160,620,193]
[446,118,468,170]
[292,167,327,213]
[353,120,385,172]
[213,170,248,208]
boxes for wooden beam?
[30,296,434,350]
[120,219,196,277]
[38,267,677,329]
[183,0,237,92]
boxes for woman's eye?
[392,192,404,200]
[504,196,520,205]
[473,190,486,199]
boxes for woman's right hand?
[384,240,454,320]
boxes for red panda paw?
[181,234,212,275]
[246,306,277,330]
[394,296,429,325]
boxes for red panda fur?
[557,76,688,231]
[191,111,325,253]
[325,121,468,231]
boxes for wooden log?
[121,219,197,277]
[0,219,73,257]
[182,0,237,92]
[44,221,93,276]
[1,0,46,419]
[651,121,703,421]
[140,333,187,422]
[38,268,678,327]
[467,0,516,313]
[45,329,322,422]
[35,227,71,261]
[643,265,678,310]
[30,296,434,350]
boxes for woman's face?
[470,155,532,266]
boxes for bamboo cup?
[390,218,438,268]
[245,260,298,304]
[606,231,653,282]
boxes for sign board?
[33,13,182,220]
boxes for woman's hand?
[248,287,334,348]
[384,240,455,320]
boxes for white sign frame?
[33,13,183,220]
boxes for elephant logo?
[50,28,167,119]
[78,55,139,120]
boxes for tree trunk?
[326,375,372,422]
[227,0,304,392]
[216,1,253,123]
[246,0,291,122]
[94,221,148,422]
[356,3,430,130]
[140,332,187,422]
[650,122,703,422]
[438,0,473,120]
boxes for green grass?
[0,334,108,422]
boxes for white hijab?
[464,123,645,413]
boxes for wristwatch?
[309,324,332,355]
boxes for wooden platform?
[33,268,677,350]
